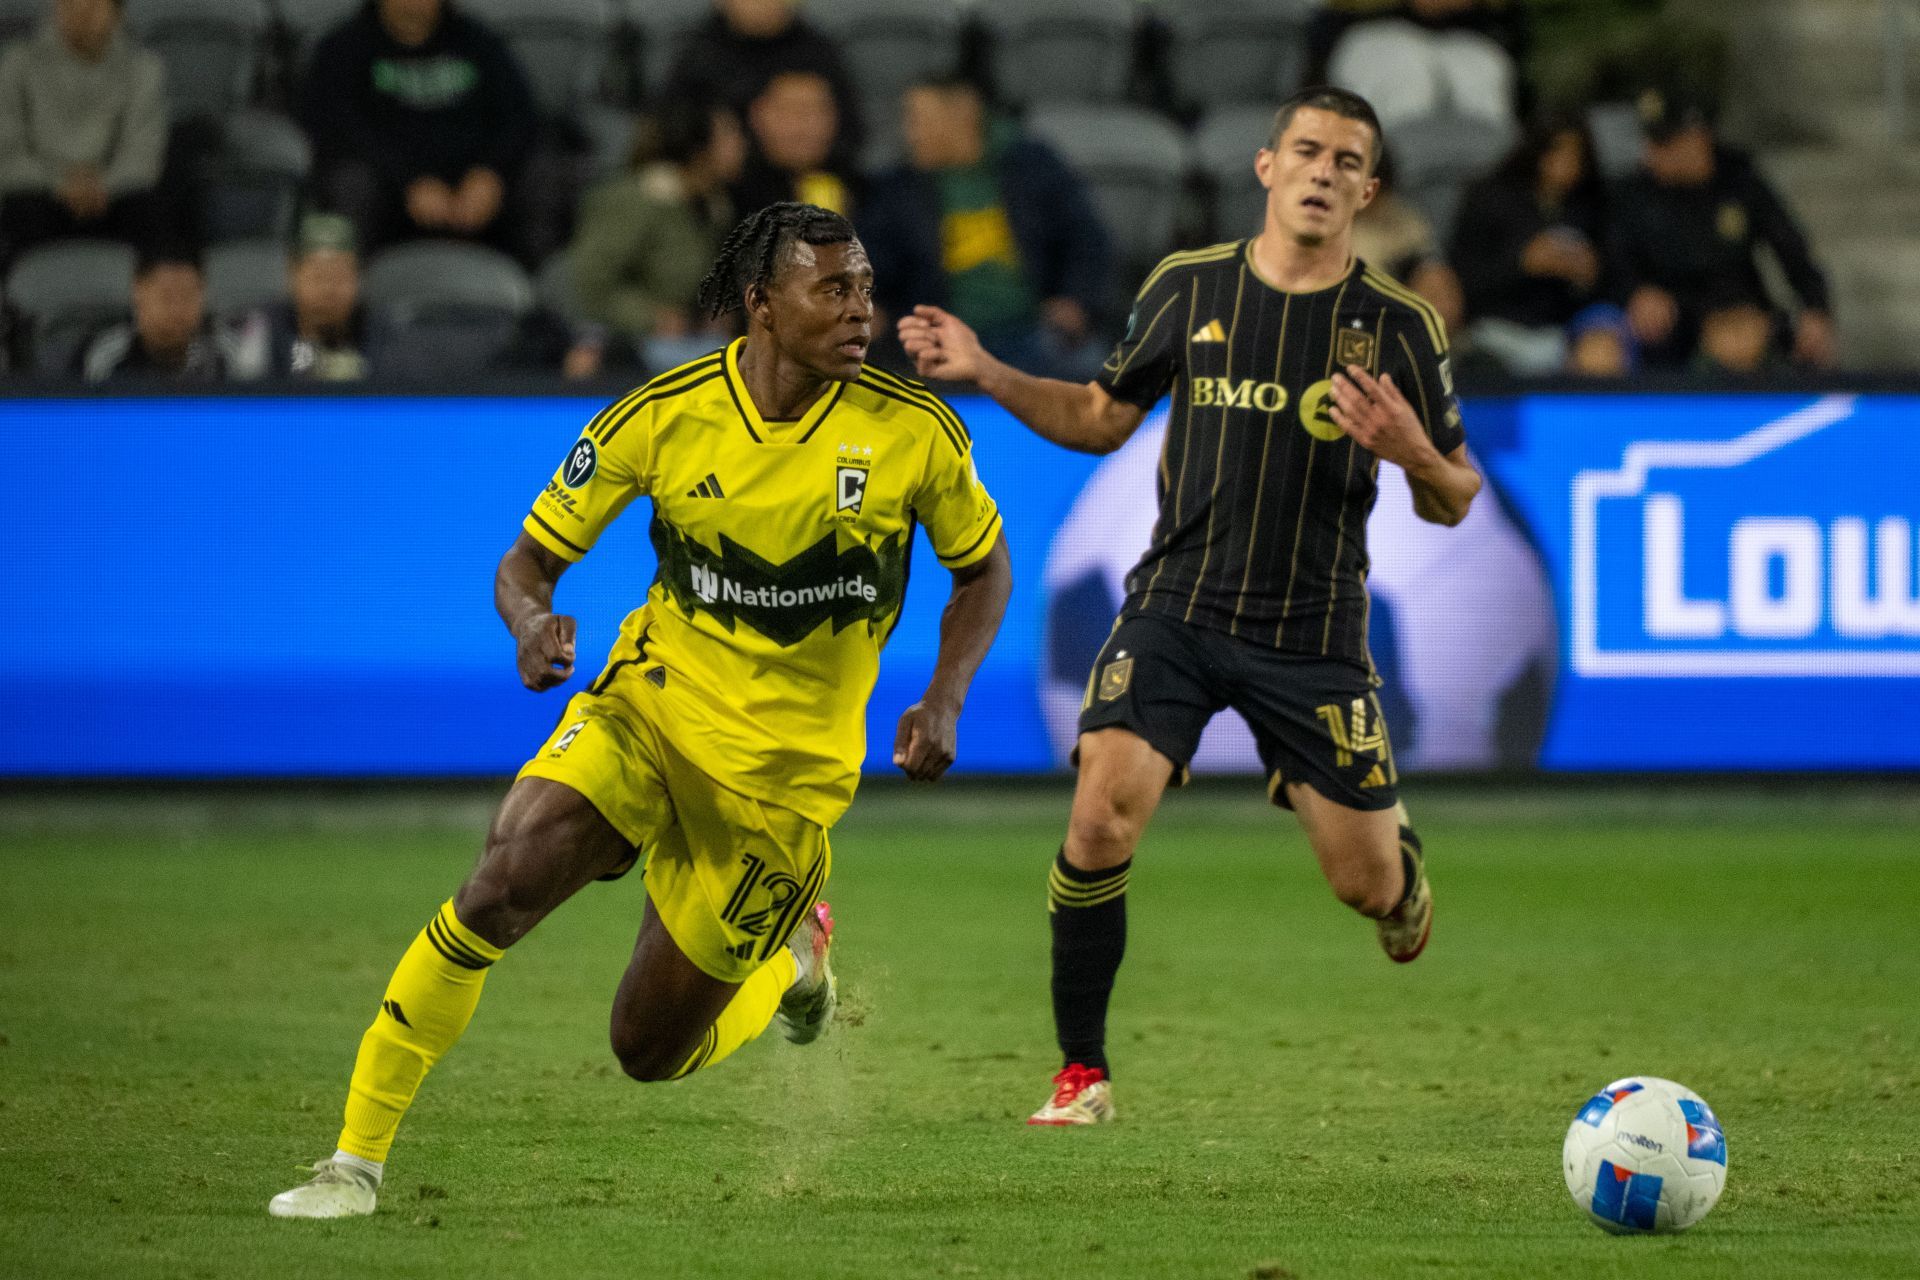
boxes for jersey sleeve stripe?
[588,354,724,441]
[861,370,971,446]
[935,509,1002,567]
[859,379,967,456]
[1103,290,1178,379]
[1362,267,1446,352]
[867,372,967,449]
[1136,241,1240,300]
[600,369,725,445]
[525,511,589,559]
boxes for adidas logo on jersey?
[687,473,726,499]
[1190,319,1226,343]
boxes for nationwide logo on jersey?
[653,519,907,646]
[1592,1160,1663,1231]
[1191,319,1226,343]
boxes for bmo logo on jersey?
[1189,377,1289,413]
[1574,395,1920,676]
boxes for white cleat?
[268,1158,379,1219]
[1027,1064,1115,1126]
[776,901,837,1045]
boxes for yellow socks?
[670,949,796,1080]
[338,901,503,1164]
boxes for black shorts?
[1076,612,1399,812]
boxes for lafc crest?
[1315,696,1386,767]
[1335,325,1377,370]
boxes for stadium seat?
[534,250,582,326]
[1192,105,1276,243]
[1389,112,1517,247]
[1025,103,1188,286]
[0,0,40,46]
[976,0,1137,106]
[274,0,361,61]
[810,0,964,130]
[624,0,712,99]
[363,240,533,379]
[458,0,616,120]
[4,240,136,375]
[205,236,289,316]
[1161,0,1311,113]
[577,105,640,182]
[202,108,311,244]
[127,0,271,120]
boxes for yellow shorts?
[517,686,831,984]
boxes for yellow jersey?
[523,340,1002,827]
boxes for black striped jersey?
[523,340,1001,827]
[1095,240,1465,668]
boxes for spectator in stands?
[0,0,166,263]
[1607,88,1835,373]
[568,100,745,370]
[230,213,371,381]
[1451,119,1629,376]
[1352,148,1466,340]
[861,75,1111,381]
[1323,0,1523,134]
[81,247,237,382]
[663,0,862,173]
[732,71,855,220]
[301,0,536,260]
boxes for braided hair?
[695,202,858,321]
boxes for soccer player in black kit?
[899,87,1483,1124]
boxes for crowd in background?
[0,0,1839,386]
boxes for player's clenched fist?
[893,698,959,782]
[514,611,577,691]
[898,305,985,384]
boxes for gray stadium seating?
[1162,0,1312,112]
[127,0,271,120]
[205,236,289,315]
[1025,103,1189,286]
[624,0,712,98]
[459,0,616,119]
[977,0,1137,106]
[534,249,582,326]
[1193,105,1278,243]
[363,239,533,379]
[275,0,361,60]
[4,240,136,375]
[0,0,39,46]
[811,0,964,128]
[1389,112,1517,247]
[203,108,311,244]
[577,105,640,182]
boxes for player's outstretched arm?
[1328,365,1481,527]
[897,305,1144,455]
[495,532,578,691]
[894,531,1013,782]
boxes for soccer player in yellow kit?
[270,204,1011,1217]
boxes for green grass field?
[3,781,1917,1279]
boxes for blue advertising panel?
[1477,393,1920,769]
[3,389,1915,776]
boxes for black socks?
[1047,848,1130,1076]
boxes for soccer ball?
[1563,1076,1728,1234]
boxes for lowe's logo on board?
[1574,395,1920,676]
